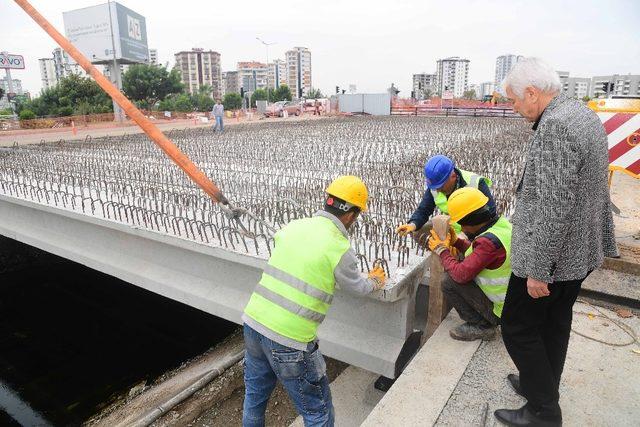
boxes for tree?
[250,89,268,108]
[16,74,113,117]
[190,84,215,111]
[582,95,591,102]
[0,87,4,100]
[424,89,433,99]
[173,93,194,112]
[270,84,292,102]
[123,64,183,109]
[306,88,324,99]
[462,90,477,100]
[19,109,36,120]
[223,93,242,110]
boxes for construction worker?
[396,155,496,242]
[427,187,512,341]
[241,176,386,427]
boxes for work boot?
[508,374,524,397]
[449,322,497,341]
[495,404,562,426]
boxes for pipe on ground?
[129,350,245,427]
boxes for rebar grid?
[0,116,531,279]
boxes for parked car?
[265,101,302,117]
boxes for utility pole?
[256,37,276,103]
[107,0,123,122]
[4,67,16,117]
[1,51,22,118]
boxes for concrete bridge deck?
[0,192,428,379]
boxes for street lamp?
[256,37,276,103]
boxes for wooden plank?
[423,215,451,343]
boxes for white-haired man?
[495,58,617,426]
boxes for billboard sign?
[0,53,25,69]
[114,3,148,63]
[63,2,148,64]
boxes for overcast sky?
[3,0,640,96]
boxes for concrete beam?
[0,194,428,378]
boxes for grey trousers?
[441,273,499,326]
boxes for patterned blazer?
[511,93,618,283]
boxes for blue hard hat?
[424,155,455,190]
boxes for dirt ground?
[186,358,348,427]
[0,113,331,147]
[610,171,640,262]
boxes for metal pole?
[266,44,269,102]
[256,37,275,103]
[107,0,123,122]
[5,67,16,118]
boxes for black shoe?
[449,322,497,341]
[495,404,562,426]
[508,373,523,397]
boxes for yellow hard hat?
[447,187,489,223]
[326,175,369,211]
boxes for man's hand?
[527,277,550,298]
[428,229,452,255]
[396,223,417,236]
[368,266,386,290]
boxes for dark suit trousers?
[501,273,585,414]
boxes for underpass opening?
[0,235,238,426]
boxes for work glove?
[428,228,452,256]
[396,223,416,236]
[448,226,460,258]
[368,266,387,290]
[448,226,458,245]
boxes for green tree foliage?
[158,93,194,112]
[18,109,36,120]
[223,93,242,110]
[173,94,194,112]
[270,85,292,102]
[17,74,112,117]
[123,64,184,109]
[582,95,591,102]
[250,88,268,108]
[462,90,477,100]
[306,88,324,99]
[190,84,215,112]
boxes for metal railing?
[391,105,519,118]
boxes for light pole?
[256,37,276,103]
[107,0,123,122]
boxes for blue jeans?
[213,115,223,131]
[242,324,334,427]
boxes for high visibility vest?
[243,215,350,343]
[464,216,512,317]
[431,170,492,234]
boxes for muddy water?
[0,240,237,426]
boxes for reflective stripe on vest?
[253,284,326,323]
[243,215,350,343]
[263,264,333,304]
[464,216,512,317]
[431,169,492,233]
